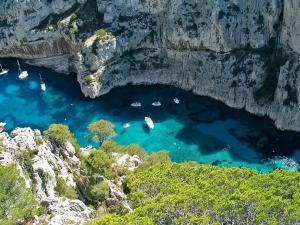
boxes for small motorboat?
[145,116,154,129]
[173,98,180,104]
[17,60,29,80]
[39,74,46,91]
[131,102,142,107]
[123,123,131,129]
[152,101,161,107]
[0,122,6,132]
[0,64,9,75]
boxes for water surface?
[0,59,299,172]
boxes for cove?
[0,58,299,173]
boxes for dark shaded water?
[0,59,299,172]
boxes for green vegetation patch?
[89,163,300,225]
[0,164,40,224]
[55,177,78,199]
[43,124,80,154]
[83,75,95,85]
[0,138,4,153]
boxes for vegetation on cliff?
[0,165,40,225]
[90,163,300,225]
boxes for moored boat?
[131,102,142,107]
[145,116,154,129]
[123,123,131,129]
[0,64,9,75]
[152,101,161,107]
[173,98,180,104]
[40,74,46,91]
[17,60,29,80]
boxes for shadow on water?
[142,124,150,134]
[1,58,300,170]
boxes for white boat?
[40,74,46,91]
[0,64,9,75]
[0,122,6,132]
[173,98,180,104]
[123,123,131,129]
[145,117,154,129]
[131,102,142,107]
[17,60,29,80]
[152,101,161,107]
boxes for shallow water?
[0,59,299,172]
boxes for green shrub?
[83,75,95,85]
[88,181,110,202]
[16,150,38,177]
[94,29,112,39]
[84,150,114,176]
[55,178,78,199]
[43,124,80,154]
[0,164,40,224]
[69,13,77,23]
[100,140,147,160]
[0,138,4,153]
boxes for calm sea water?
[0,59,300,172]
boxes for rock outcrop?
[0,0,300,131]
[0,128,94,224]
[0,127,142,224]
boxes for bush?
[0,138,4,152]
[84,150,114,176]
[83,75,95,85]
[100,140,147,160]
[0,165,40,224]
[55,177,78,199]
[87,120,116,145]
[94,29,112,39]
[15,150,38,177]
[43,124,80,154]
[88,181,110,202]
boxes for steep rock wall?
[0,0,300,131]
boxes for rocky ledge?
[0,0,300,131]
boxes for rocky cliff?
[0,0,300,131]
[0,127,140,224]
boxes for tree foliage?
[87,120,116,145]
[0,165,40,225]
[43,124,80,153]
[89,163,300,225]
[55,177,78,199]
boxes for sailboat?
[0,64,9,75]
[39,73,46,91]
[17,60,29,80]
[145,116,154,129]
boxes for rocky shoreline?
[0,0,300,131]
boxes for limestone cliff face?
[1,0,300,131]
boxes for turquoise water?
[0,59,300,172]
